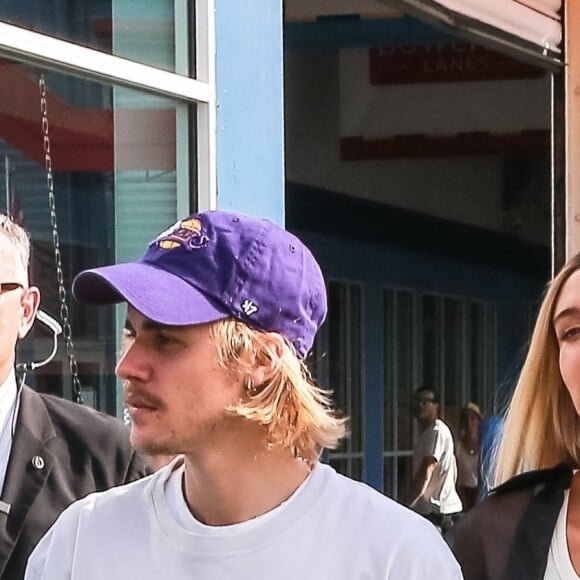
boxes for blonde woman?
[451,252,580,579]
[26,211,461,580]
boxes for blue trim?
[284,16,456,50]
[286,181,549,278]
[215,1,285,224]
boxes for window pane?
[383,454,414,502]
[443,297,462,431]
[397,455,413,502]
[422,294,440,391]
[328,282,348,446]
[384,289,394,451]
[384,289,415,501]
[0,0,184,73]
[329,457,347,477]
[396,291,414,451]
[350,457,362,482]
[327,281,363,478]
[4,61,191,413]
[349,285,362,451]
[383,456,395,498]
[469,301,497,412]
[470,302,484,405]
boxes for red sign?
[370,43,545,85]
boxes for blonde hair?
[495,252,580,485]
[0,213,30,283]
[210,318,348,463]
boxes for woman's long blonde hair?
[210,318,348,463]
[495,253,580,485]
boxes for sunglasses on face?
[414,397,436,406]
[0,282,24,294]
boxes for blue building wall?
[215,0,285,224]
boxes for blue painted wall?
[215,0,285,224]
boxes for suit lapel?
[0,386,56,575]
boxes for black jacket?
[0,385,150,580]
[450,464,573,580]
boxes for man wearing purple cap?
[26,211,461,579]
[0,214,149,580]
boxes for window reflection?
[2,60,186,413]
[383,288,496,500]
[326,281,363,480]
[0,0,179,72]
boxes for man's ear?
[248,333,285,387]
[18,286,41,339]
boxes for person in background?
[455,402,483,512]
[25,210,462,580]
[408,387,463,535]
[0,214,149,580]
[451,252,580,579]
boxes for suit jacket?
[449,464,573,580]
[0,385,150,580]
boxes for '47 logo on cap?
[241,299,259,317]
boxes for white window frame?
[0,1,217,414]
[0,0,216,210]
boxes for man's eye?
[154,333,178,347]
[122,328,136,339]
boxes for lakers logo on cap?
[155,217,209,251]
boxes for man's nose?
[116,340,149,382]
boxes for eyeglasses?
[414,397,436,406]
[0,282,24,294]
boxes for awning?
[381,0,563,67]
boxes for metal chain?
[39,74,83,404]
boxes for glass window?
[422,294,440,392]
[396,291,415,452]
[326,281,363,481]
[0,0,186,73]
[384,289,415,450]
[469,301,497,410]
[384,288,496,499]
[443,297,463,433]
[4,60,192,413]
[470,302,485,406]
[384,288,415,500]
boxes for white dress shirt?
[0,371,18,495]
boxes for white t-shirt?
[25,459,462,580]
[412,419,463,515]
[545,490,580,579]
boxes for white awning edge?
[515,0,561,20]
[434,0,562,50]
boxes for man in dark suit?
[0,213,149,579]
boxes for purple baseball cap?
[72,210,327,358]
